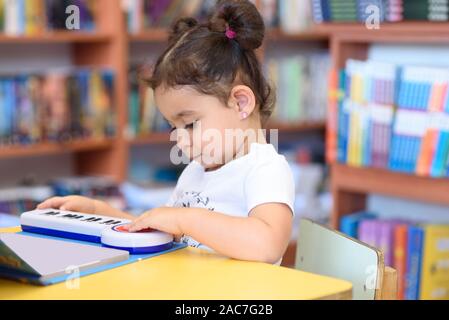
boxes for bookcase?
[328,23,449,229]
[0,0,127,182]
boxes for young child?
[37,0,295,265]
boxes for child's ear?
[228,85,256,120]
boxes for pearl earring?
[241,112,248,120]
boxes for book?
[340,60,397,169]
[358,219,379,248]
[264,52,331,124]
[124,0,213,32]
[312,0,449,23]
[0,0,4,31]
[394,223,409,300]
[128,65,170,136]
[419,224,449,299]
[278,0,312,33]
[340,211,376,238]
[405,225,424,300]
[341,212,449,300]
[0,68,116,147]
[1,0,96,36]
[45,0,96,32]
[333,60,449,179]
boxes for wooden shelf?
[128,132,174,146]
[0,32,112,44]
[331,164,449,228]
[0,138,115,160]
[128,27,331,43]
[314,21,449,35]
[266,121,326,132]
[128,29,169,42]
[266,28,329,42]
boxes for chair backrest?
[295,219,385,300]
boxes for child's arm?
[93,199,136,220]
[127,203,293,264]
[37,196,136,221]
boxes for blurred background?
[1,0,449,299]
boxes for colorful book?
[378,220,399,267]
[340,211,376,238]
[358,219,379,248]
[394,223,409,300]
[264,53,330,125]
[0,68,116,147]
[405,225,424,300]
[312,0,449,23]
[420,224,449,300]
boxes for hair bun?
[209,0,265,50]
[168,17,199,45]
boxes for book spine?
[394,224,409,300]
[405,225,424,300]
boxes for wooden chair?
[295,219,398,300]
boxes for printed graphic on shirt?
[173,191,215,248]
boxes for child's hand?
[37,196,97,214]
[126,207,183,236]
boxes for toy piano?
[20,209,174,254]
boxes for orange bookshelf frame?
[0,139,115,159]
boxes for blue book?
[388,134,398,170]
[431,131,449,178]
[405,225,424,300]
[17,0,25,35]
[340,211,377,238]
[338,70,349,163]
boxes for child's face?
[155,85,251,170]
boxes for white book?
[5,0,20,36]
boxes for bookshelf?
[0,32,111,43]
[0,139,115,160]
[328,22,449,229]
[0,0,126,181]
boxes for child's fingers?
[60,201,77,211]
[37,197,65,209]
[127,218,148,233]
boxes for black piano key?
[62,214,82,219]
[43,211,60,216]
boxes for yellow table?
[0,227,352,300]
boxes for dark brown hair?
[146,0,275,124]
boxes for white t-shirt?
[166,143,295,264]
